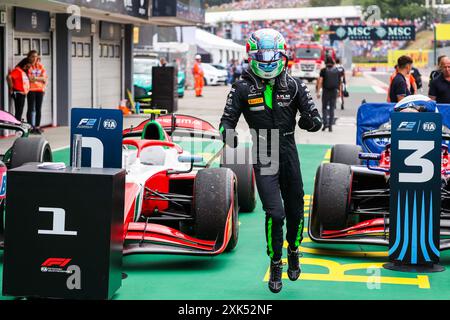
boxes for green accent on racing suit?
[264,84,273,110]
[267,217,274,259]
[294,218,304,248]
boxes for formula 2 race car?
[0,110,53,248]
[121,112,256,255]
[309,102,450,249]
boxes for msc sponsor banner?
[56,0,149,19]
[330,25,416,41]
[389,112,441,265]
[70,108,123,169]
[436,24,450,41]
[388,50,430,68]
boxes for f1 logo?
[38,207,77,236]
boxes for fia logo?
[423,122,436,132]
[103,119,117,130]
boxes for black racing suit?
[219,69,321,261]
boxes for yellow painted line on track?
[263,258,430,289]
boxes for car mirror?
[178,155,203,163]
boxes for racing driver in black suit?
[219,28,323,293]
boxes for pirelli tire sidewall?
[194,167,238,251]
[10,136,53,169]
[313,163,351,230]
[330,144,362,166]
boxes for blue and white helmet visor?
[249,50,284,63]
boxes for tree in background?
[310,0,340,6]
[356,0,436,20]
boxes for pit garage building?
[0,0,205,127]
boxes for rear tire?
[194,168,238,251]
[313,163,351,230]
[221,146,256,213]
[10,137,52,169]
[330,144,362,165]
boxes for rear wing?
[123,114,220,139]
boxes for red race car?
[121,112,256,255]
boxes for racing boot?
[287,247,301,281]
[268,260,283,293]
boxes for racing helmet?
[394,95,437,113]
[246,29,287,79]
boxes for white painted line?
[372,85,388,94]
[53,146,70,152]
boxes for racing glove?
[220,127,239,148]
[298,109,323,132]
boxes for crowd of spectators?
[213,17,426,59]
[207,0,309,11]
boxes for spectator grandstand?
[207,0,310,11]
[205,4,427,60]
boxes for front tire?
[221,146,256,213]
[330,144,362,165]
[10,137,52,169]
[312,163,351,230]
[194,168,238,251]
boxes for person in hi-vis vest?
[7,58,32,121]
[192,55,205,97]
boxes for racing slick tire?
[10,137,53,169]
[330,144,362,165]
[221,146,256,213]
[194,168,239,251]
[313,163,351,230]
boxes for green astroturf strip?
[3,144,450,299]
[347,86,376,94]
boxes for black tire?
[10,137,52,169]
[194,168,239,251]
[330,144,362,165]
[221,146,256,213]
[313,163,351,230]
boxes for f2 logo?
[398,140,435,183]
[38,207,77,236]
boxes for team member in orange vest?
[192,55,205,97]
[387,63,417,102]
[27,51,48,134]
[7,58,32,121]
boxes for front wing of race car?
[122,180,234,256]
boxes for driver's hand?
[298,110,323,132]
[221,128,239,148]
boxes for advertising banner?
[14,7,50,33]
[389,112,442,266]
[330,25,416,42]
[70,108,123,169]
[152,0,205,24]
[388,50,430,68]
[56,0,149,19]
[436,24,450,41]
